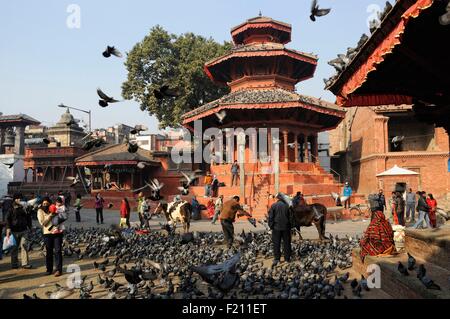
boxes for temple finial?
[259,10,262,17]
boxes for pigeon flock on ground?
[18,224,386,300]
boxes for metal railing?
[309,153,341,183]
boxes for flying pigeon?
[3,159,19,169]
[130,124,148,135]
[102,46,123,58]
[153,85,179,100]
[310,0,331,21]
[391,136,404,148]
[147,178,164,192]
[215,110,227,123]
[331,192,349,207]
[181,172,199,186]
[191,253,241,292]
[97,88,121,107]
[81,132,93,141]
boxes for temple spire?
[258,10,262,17]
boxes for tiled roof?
[230,43,318,60]
[231,16,292,32]
[182,88,344,119]
[76,143,160,164]
[0,114,40,124]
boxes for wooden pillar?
[237,132,246,198]
[224,128,234,163]
[250,130,258,164]
[283,130,289,162]
[51,167,55,182]
[313,134,319,163]
[14,125,25,155]
[294,133,299,163]
[273,137,280,194]
[304,136,309,163]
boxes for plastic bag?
[3,234,17,252]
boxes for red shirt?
[120,202,130,218]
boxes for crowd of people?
[376,188,438,229]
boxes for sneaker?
[45,271,52,276]
[54,271,62,277]
[22,265,33,269]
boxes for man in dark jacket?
[377,189,387,213]
[5,193,32,269]
[268,194,295,266]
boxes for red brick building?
[329,105,449,202]
[327,0,450,207]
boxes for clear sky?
[0,0,388,133]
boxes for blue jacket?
[343,186,352,197]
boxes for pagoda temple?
[182,16,346,217]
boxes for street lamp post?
[58,104,92,132]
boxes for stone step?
[352,248,450,299]
[404,226,450,270]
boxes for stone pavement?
[0,208,369,299]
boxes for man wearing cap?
[268,193,295,266]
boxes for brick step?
[352,247,450,299]
[404,227,450,269]
[210,162,321,175]
[189,183,340,198]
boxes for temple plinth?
[182,16,346,218]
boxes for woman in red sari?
[206,199,215,219]
[426,194,437,228]
[360,200,395,261]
